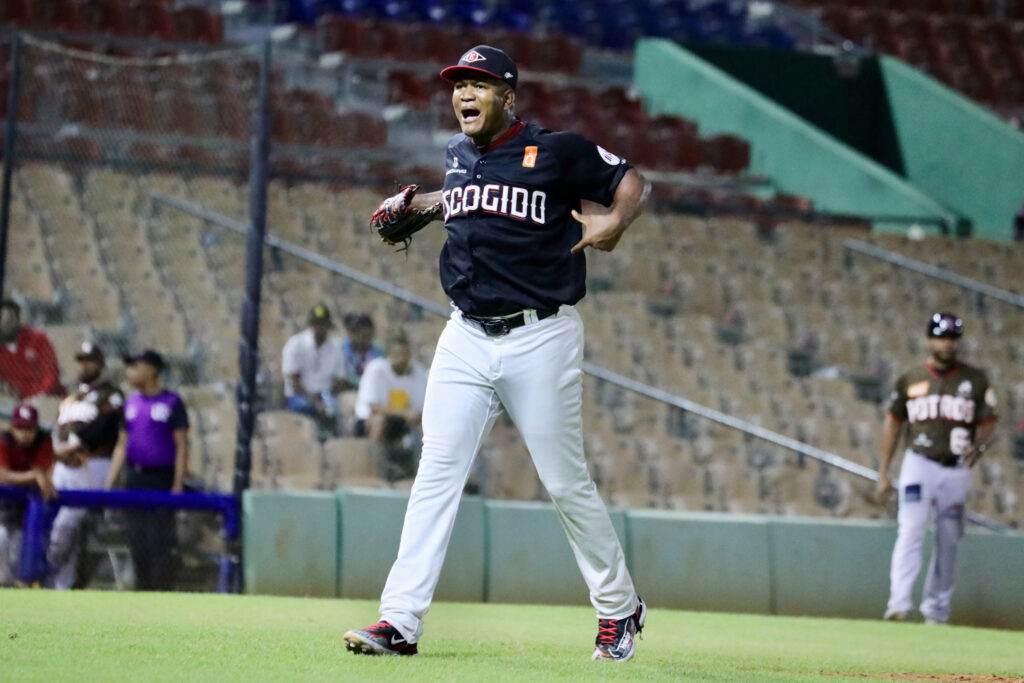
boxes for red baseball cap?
[440,45,518,90]
[11,403,38,429]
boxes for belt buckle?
[481,318,511,337]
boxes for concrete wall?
[632,39,960,234]
[242,488,1024,629]
[880,56,1024,242]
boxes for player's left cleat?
[923,618,947,626]
[343,621,419,656]
[882,609,907,622]
[592,597,646,662]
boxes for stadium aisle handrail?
[149,194,1013,533]
[843,239,1024,310]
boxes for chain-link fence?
[0,33,261,591]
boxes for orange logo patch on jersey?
[522,146,538,168]
[907,381,929,398]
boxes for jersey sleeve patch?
[597,145,624,165]
[906,380,929,398]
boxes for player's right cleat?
[592,597,646,662]
[883,609,907,622]
[343,621,419,656]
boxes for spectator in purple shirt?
[105,349,189,591]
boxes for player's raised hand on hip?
[570,210,626,253]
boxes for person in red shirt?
[0,403,56,585]
[0,299,63,400]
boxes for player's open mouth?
[461,108,480,123]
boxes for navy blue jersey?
[440,120,631,316]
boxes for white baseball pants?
[886,449,971,622]
[379,306,637,642]
[48,458,111,590]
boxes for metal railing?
[151,194,1013,532]
[843,239,1024,310]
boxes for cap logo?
[522,146,538,168]
[18,406,31,419]
[462,50,486,63]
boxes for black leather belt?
[462,308,557,337]
[928,455,960,468]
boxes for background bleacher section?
[1,0,1022,532]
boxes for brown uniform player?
[876,312,998,624]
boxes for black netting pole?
[234,40,272,499]
[0,33,22,299]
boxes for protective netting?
[0,35,258,590]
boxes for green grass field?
[1,591,1022,682]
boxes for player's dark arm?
[962,419,998,468]
[875,414,903,498]
[570,169,650,253]
[409,190,444,219]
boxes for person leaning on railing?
[0,404,56,586]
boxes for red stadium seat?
[317,14,364,54]
[34,0,83,32]
[78,0,130,35]
[387,70,431,109]
[173,6,223,43]
[0,0,34,25]
[531,33,582,74]
[65,135,103,161]
[818,7,855,41]
[702,134,751,174]
[131,0,177,41]
[356,20,406,59]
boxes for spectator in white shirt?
[281,304,346,434]
[354,329,428,480]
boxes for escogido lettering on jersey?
[905,394,976,423]
[442,183,547,224]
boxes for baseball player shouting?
[876,312,998,624]
[345,45,649,661]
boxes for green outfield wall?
[879,56,1024,242]
[242,489,1024,629]
[633,39,959,234]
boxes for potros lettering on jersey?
[442,184,547,224]
[905,394,976,423]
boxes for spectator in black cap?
[281,304,347,435]
[106,349,190,591]
[49,341,125,590]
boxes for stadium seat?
[78,0,130,35]
[173,6,224,43]
[130,0,178,41]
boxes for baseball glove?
[370,184,442,251]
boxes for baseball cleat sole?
[343,630,418,656]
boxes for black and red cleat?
[592,597,646,662]
[343,621,419,656]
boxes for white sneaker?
[883,609,907,622]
